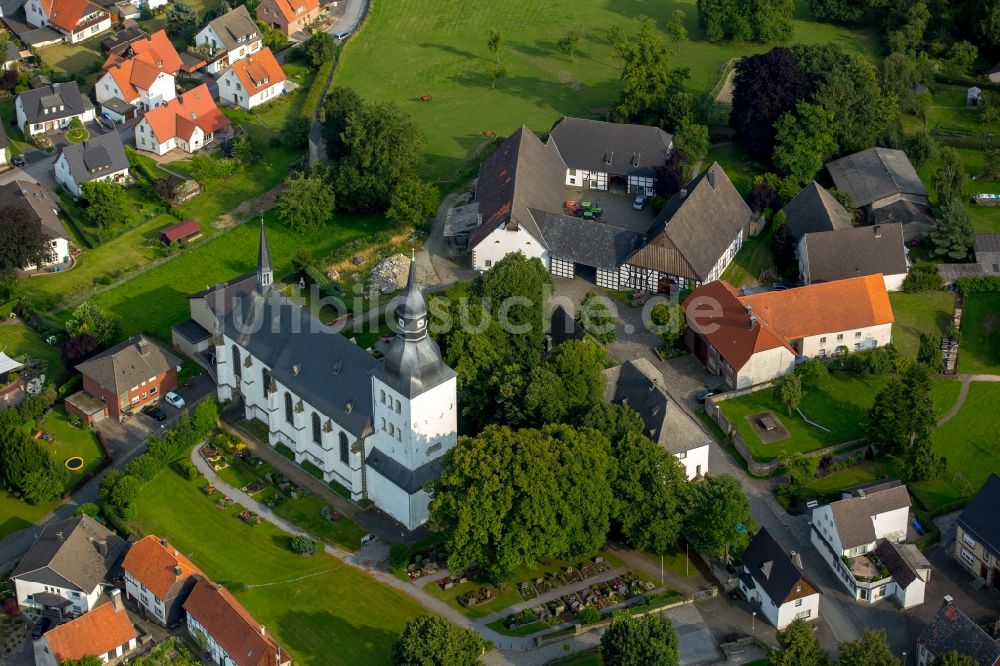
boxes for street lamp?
[752,611,757,632]
[902,652,906,665]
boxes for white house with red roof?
[217,47,285,110]
[256,0,319,36]
[194,6,262,75]
[134,83,230,156]
[121,535,204,627]
[24,0,111,43]
[96,30,181,117]
[34,591,137,665]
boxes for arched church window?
[339,432,349,463]
[312,412,321,444]
[232,345,241,378]
[284,392,293,424]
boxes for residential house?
[11,515,127,615]
[782,181,854,241]
[34,591,138,666]
[738,528,820,629]
[100,24,147,55]
[217,47,285,110]
[917,597,1000,666]
[173,227,458,530]
[68,334,179,422]
[0,181,70,269]
[798,223,909,291]
[683,274,894,389]
[548,117,672,194]
[193,6,261,75]
[602,358,710,480]
[54,131,129,198]
[121,535,203,627]
[14,82,95,135]
[183,576,291,666]
[24,0,110,42]
[826,147,934,242]
[256,0,319,36]
[96,29,181,117]
[810,483,930,608]
[134,83,230,155]
[953,473,1000,593]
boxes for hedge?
[300,59,334,122]
[956,275,1000,292]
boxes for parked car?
[164,392,186,409]
[32,617,53,639]
[12,154,25,167]
[99,117,116,131]
[694,389,716,403]
[360,533,377,546]
[333,30,352,41]
[632,195,647,210]
[141,405,167,421]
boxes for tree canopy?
[391,616,486,666]
[929,197,975,261]
[473,252,551,364]
[769,618,830,666]
[65,301,123,348]
[772,102,839,185]
[930,652,981,666]
[836,630,901,666]
[685,475,755,560]
[612,16,691,131]
[601,613,680,666]
[696,0,793,42]
[0,202,55,275]
[277,173,336,233]
[81,180,132,230]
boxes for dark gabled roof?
[957,473,1000,555]
[547,117,672,177]
[531,208,644,270]
[828,485,911,549]
[872,539,919,588]
[740,528,818,605]
[76,334,179,397]
[365,447,442,494]
[470,126,565,250]
[783,181,853,240]
[918,601,1000,666]
[206,6,259,53]
[16,82,93,125]
[12,516,127,592]
[842,478,902,499]
[0,180,67,241]
[549,305,585,348]
[802,223,909,284]
[872,200,936,240]
[101,24,148,54]
[626,163,752,281]
[826,147,928,208]
[58,131,129,187]
[173,318,212,344]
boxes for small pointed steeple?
[396,250,427,342]
[257,219,273,291]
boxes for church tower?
[367,254,457,529]
[257,221,273,291]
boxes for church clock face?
[398,317,405,328]
[417,317,426,330]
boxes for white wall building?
[53,132,130,198]
[739,528,821,629]
[24,0,111,42]
[35,593,137,666]
[194,6,262,75]
[217,47,285,110]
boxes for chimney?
[260,625,266,637]
[631,152,640,167]
[943,595,954,607]
[110,588,123,612]
[679,188,688,199]
[874,224,881,238]
[97,539,108,558]
[56,531,64,542]
[161,537,169,548]
[345,400,353,414]
[137,337,149,355]
[175,564,182,576]
[790,550,803,569]
[708,168,717,190]
[749,315,757,329]
[292,363,301,376]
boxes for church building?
[179,225,457,530]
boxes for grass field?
[915,145,1000,233]
[0,322,67,382]
[718,373,888,461]
[36,37,104,94]
[888,291,955,361]
[90,209,386,340]
[272,494,367,552]
[802,458,902,496]
[930,378,963,419]
[336,0,879,183]
[721,224,776,289]
[706,142,762,196]
[957,292,1000,375]
[0,491,55,541]
[132,467,424,665]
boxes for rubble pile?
[368,253,410,293]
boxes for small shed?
[160,219,201,245]
[968,86,983,108]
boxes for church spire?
[257,219,273,291]
[395,251,427,342]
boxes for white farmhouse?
[217,47,285,110]
[193,6,261,75]
[24,0,110,42]
[54,131,130,198]
[739,528,821,629]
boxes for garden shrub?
[74,502,99,517]
[389,543,410,568]
[175,460,199,481]
[903,261,944,293]
[290,535,317,556]
[577,606,601,625]
[956,275,1000,292]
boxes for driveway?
[325,0,366,35]
[0,151,56,189]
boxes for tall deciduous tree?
[391,616,485,666]
[836,630,901,666]
[866,363,936,455]
[386,178,440,229]
[614,16,691,131]
[685,475,755,561]
[887,1,929,55]
[556,24,584,60]
[930,652,981,666]
[523,338,608,426]
[807,0,874,22]
[672,123,709,166]
[811,52,897,154]
[429,424,614,582]
[696,0,793,42]
[304,30,335,66]
[929,197,975,261]
[770,619,830,666]
[729,48,814,161]
[277,173,335,233]
[474,252,550,363]
[934,148,968,203]
[0,203,55,274]
[81,180,131,229]
[601,614,680,666]
[772,373,803,416]
[577,292,617,344]
[322,86,364,161]
[65,301,122,348]
[772,102,839,185]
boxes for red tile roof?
[160,219,201,243]
[102,31,182,102]
[183,576,288,666]
[44,601,136,663]
[142,83,230,144]
[126,30,182,74]
[267,0,318,22]
[121,535,203,600]
[40,0,97,33]
[230,48,285,96]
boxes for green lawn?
[706,142,762,196]
[803,458,902,497]
[930,378,963,419]
[721,224,776,289]
[718,373,888,461]
[888,291,955,361]
[957,292,1000,375]
[336,0,878,182]
[37,37,104,95]
[30,405,106,479]
[0,491,56,541]
[914,146,1000,233]
[554,653,602,666]
[132,467,425,666]
[272,494,367,552]
[912,381,1000,511]
[0,322,67,382]
[90,210,387,340]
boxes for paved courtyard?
[564,185,658,234]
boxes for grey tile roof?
[365,447,442,494]
[470,126,566,250]
[76,334,180,397]
[11,516,127,592]
[58,131,129,188]
[0,181,67,242]
[626,162,752,281]
[782,181,853,240]
[918,600,1000,666]
[740,528,816,605]
[101,25,147,54]
[872,199,936,241]
[16,82,94,126]
[872,539,919,588]
[957,473,1000,556]
[530,208,644,270]
[547,117,672,177]
[802,223,909,284]
[826,147,928,208]
[549,305,585,348]
[173,318,212,344]
[828,485,911,550]
[207,5,259,53]
[4,40,19,65]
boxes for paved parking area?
[564,186,657,234]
